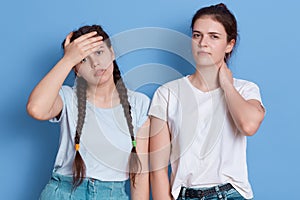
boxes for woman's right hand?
[62,31,103,67]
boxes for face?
[75,43,115,86]
[191,16,235,68]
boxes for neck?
[190,64,220,92]
[86,76,119,108]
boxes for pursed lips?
[94,69,106,76]
[197,50,210,55]
[196,51,212,58]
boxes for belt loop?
[215,186,223,200]
[88,178,96,194]
[181,187,186,200]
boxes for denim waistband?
[50,172,126,189]
[40,172,129,200]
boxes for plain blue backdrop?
[1,0,299,199]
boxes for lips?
[94,69,106,76]
[198,51,210,55]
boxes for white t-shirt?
[148,76,263,199]
[50,85,150,181]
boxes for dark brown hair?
[63,25,141,189]
[191,3,238,63]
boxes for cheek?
[107,64,114,75]
[191,40,198,49]
[77,65,92,77]
[102,57,114,69]
[214,45,227,55]
[100,63,114,79]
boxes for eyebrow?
[192,30,222,35]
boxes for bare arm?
[149,117,172,200]
[219,64,265,136]
[26,31,102,120]
[131,118,150,200]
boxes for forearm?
[149,117,172,199]
[131,119,150,200]
[150,168,172,200]
[27,57,74,120]
[131,172,150,200]
[223,84,264,136]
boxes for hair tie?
[132,140,137,148]
[75,144,80,151]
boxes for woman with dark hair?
[27,25,150,200]
[149,3,265,200]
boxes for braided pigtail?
[65,24,141,188]
[63,25,111,189]
[113,60,141,186]
[72,77,88,189]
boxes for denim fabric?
[40,172,129,200]
[177,184,252,200]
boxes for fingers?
[79,36,103,51]
[72,32,103,54]
[63,31,104,65]
[82,41,103,55]
[64,32,73,48]
[220,65,232,76]
[74,31,100,43]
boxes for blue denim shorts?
[39,172,129,200]
[176,183,252,200]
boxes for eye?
[96,50,104,55]
[81,58,87,63]
[192,33,201,39]
[210,35,219,39]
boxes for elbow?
[238,112,265,136]
[26,102,48,120]
[239,121,261,136]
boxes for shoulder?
[233,78,263,101]
[233,78,260,90]
[59,85,76,100]
[128,90,150,106]
[163,76,187,87]
[155,76,187,93]
[61,85,74,93]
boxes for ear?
[73,66,81,77]
[225,39,235,53]
[110,47,115,60]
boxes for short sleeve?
[148,85,169,121]
[236,80,265,110]
[134,92,151,128]
[240,82,262,101]
[49,86,73,123]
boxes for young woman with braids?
[149,3,265,200]
[27,25,150,200]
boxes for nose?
[90,55,100,69]
[198,35,208,47]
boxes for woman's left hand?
[219,63,233,90]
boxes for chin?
[196,60,215,68]
[194,55,214,66]
[97,74,114,85]
[96,78,108,85]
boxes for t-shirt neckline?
[184,75,222,94]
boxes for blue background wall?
[1,0,299,199]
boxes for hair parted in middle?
[191,3,238,63]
